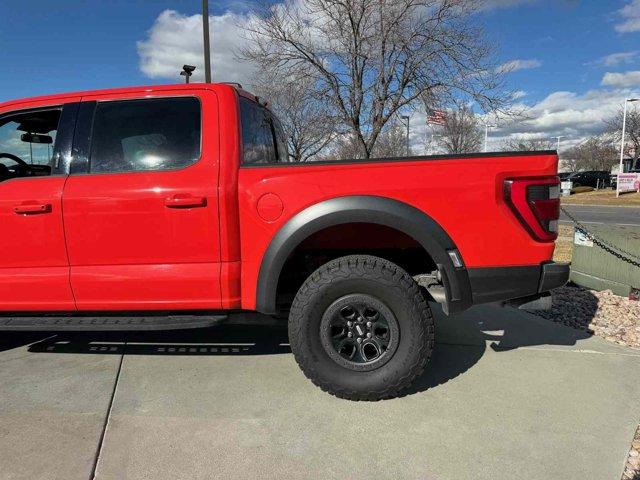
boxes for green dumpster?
[570,224,640,297]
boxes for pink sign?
[618,173,640,193]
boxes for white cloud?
[479,0,537,10]
[497,59,542,74]
[615,0,640,33]
[489,88,640,151]
[601,71,640,88]
[511,90,527,100]
[408,88,639,154]
[137,10,256,86]
[599,51,638,67]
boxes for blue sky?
[1,0,640,150]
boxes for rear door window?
[89,97,201,173]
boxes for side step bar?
[0,314,228,331]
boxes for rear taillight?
[504,177,560,242]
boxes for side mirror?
[21,133,53,144]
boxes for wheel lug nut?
[366,321,372,328]
[367,333,372,338]
[348,332,353,338]
[347,321,353,327]
[356,338,362,344]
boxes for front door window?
[0,108,61,181]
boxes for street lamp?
[202,0,212,83]
[552,135,564,152]
[617,98,640,197]
[401,115,410,156]
[180,65,196,84]
[484,123,496,152]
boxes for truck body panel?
[237,153,557,311]
[0,83,565,317]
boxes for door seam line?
[60,174,78,310]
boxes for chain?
[560,205,640,268]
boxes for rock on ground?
[533,286,640,349]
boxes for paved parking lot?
[2,306,639,480]
[560,204,640,226]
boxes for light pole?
[401,115,410,156]
[552,135,564,152]
[483,124,495,152]
[202,0,212,83]
[617,98,639,197]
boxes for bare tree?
[372,121,411,157]
[242,0,508,159]
[502,136,554,152]
[439,105,483,153]
[323,133,364,160]
[252,68,336,162]
[563,135,618,171]
[605,106,640,165]
[319,120,410,159]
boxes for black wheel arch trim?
[255,195,473,315]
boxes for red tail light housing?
[504,177,560,242]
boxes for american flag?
[426,109,447,126]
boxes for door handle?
[14,203,52,214]
[164,195,207,208]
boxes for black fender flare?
[255,195,472,315]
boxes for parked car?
[567,170,610,188]
[558,172,573,181]
[0,84,568,399]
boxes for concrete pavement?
[1,307,639,480]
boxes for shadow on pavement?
[0,332,55,353]
[404,304,593,396]
[25,324,291,356]
[1,305,593,397]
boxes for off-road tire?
[288,255,435,401]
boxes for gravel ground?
[534,286,640,349]
[553,225,574,263]
[624,426,640,480]
[531,285,640,479]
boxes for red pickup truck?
[0,83,567,399]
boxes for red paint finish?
[0,93,81,310]
[220,261,242,309]
[62,88,223,311]
[0,83,560,314]
[0,177,75,310]
[237,154,558,310]
[70,263,220,310]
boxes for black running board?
[0,314,227,331]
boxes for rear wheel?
[288,255,435,400]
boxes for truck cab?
[0,85,233,311]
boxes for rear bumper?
[467,261,570,306]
